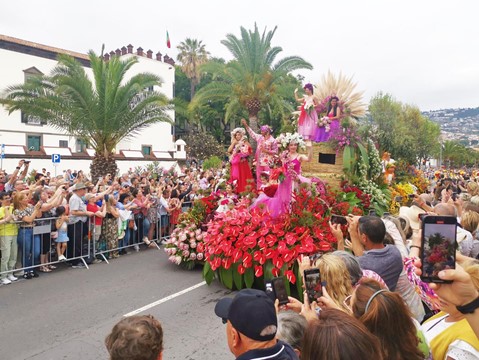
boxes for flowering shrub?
[164,223,206,270]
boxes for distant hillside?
[422,107,479,145]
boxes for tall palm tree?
[1,49,171,180]
[191,24,313,136]
[176,38,210,100]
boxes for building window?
[177,145,181,152]
[59,140,68,148]
[22,67,46,126]
[142,145,152,156]
[27,135,41,151]
[75,138,87,153]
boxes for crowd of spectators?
[0,159,229,284]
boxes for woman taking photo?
[228,127,253,193]
[13,192,42,279]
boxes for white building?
[0,34,184,176]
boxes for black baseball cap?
[214,289,277,341]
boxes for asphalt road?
[0,246,234,360]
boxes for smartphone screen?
[304,269,322,303]
[331,214,348,225]
[264,281,276,302]
[272,277,289,305]
[421,215,456,283]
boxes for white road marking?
[123,281,207,317]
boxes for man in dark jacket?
[215,289,298,360]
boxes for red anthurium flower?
[264,248,275,259]
[284,232,297,245]
[285,270,296,284]
[223,257,232,270]
[254,265,263,277]
[272,267,280,277]
[237,264,246,274]
[232,249,243,263]
[274,256,284,269]
[253,250,263,263]
[265,234,278,247]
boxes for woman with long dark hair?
[315,96,342,142]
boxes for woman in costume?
[315,96,342,142]
[295,84,318,145]
[228,128,254,193]
[251,133,312,218]
[241,118,278,188]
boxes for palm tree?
[191,24,312,136]
[176,38,210,100]
[1,49,171,181]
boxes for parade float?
[164,72,428,294]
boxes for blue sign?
[52,154,61,164]
[1,144,4,159]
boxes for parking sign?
[52,154,61,164]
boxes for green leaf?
[219,268,233,289]
[202,261,215,285]
[244,267,254,288]
[294,263,304,302]
[263,260,274,281]
[357,142,369,167]
[232,263,244,290]
[343,145,352,174]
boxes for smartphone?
[368,209,377,217]
[104,194,109,201]
[304,268,322,303]
[451,192,458,201]
[418,212,429,222]
[395,196,403,202]
[408,194,416,199]
[420,215,456,283]
[271,277,289,305]
[331,214,348,225]
[24,160,31,164]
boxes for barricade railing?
[91,206,172,262]
[0,216,92,279]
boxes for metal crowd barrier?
[0,201,192,279]
[0,216,91,279]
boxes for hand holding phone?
[265,277,289,305]
[331,214,348,225]
[421,215,456,283]
[304,268,322,303]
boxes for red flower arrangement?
[202,184,339,291]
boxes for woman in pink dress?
[251,134,312,218]
[315,96,342,142]
[228,128,254,193]
[295,83,318,145]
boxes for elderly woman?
[228,127,253,193]
[241,118,278,188]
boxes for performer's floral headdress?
[260,125,272,134]
[276,132,306,150]
[231,127,246,139]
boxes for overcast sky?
[1,0,478,110]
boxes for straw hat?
[399,205,426,230]
[71,182,87,191]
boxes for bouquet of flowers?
[164,223,206,270]
[318,116,331,132]
[304,99,315,116]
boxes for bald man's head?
[433,203,456,217]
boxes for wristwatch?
[456,296,479,314]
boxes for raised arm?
[241,118,260,142]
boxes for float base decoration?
[302,143,344,188]
[202,184,364,293]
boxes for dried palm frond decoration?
[314,71,367,120]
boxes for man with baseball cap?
[215,289,298,360]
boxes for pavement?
[0,246,234,360]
